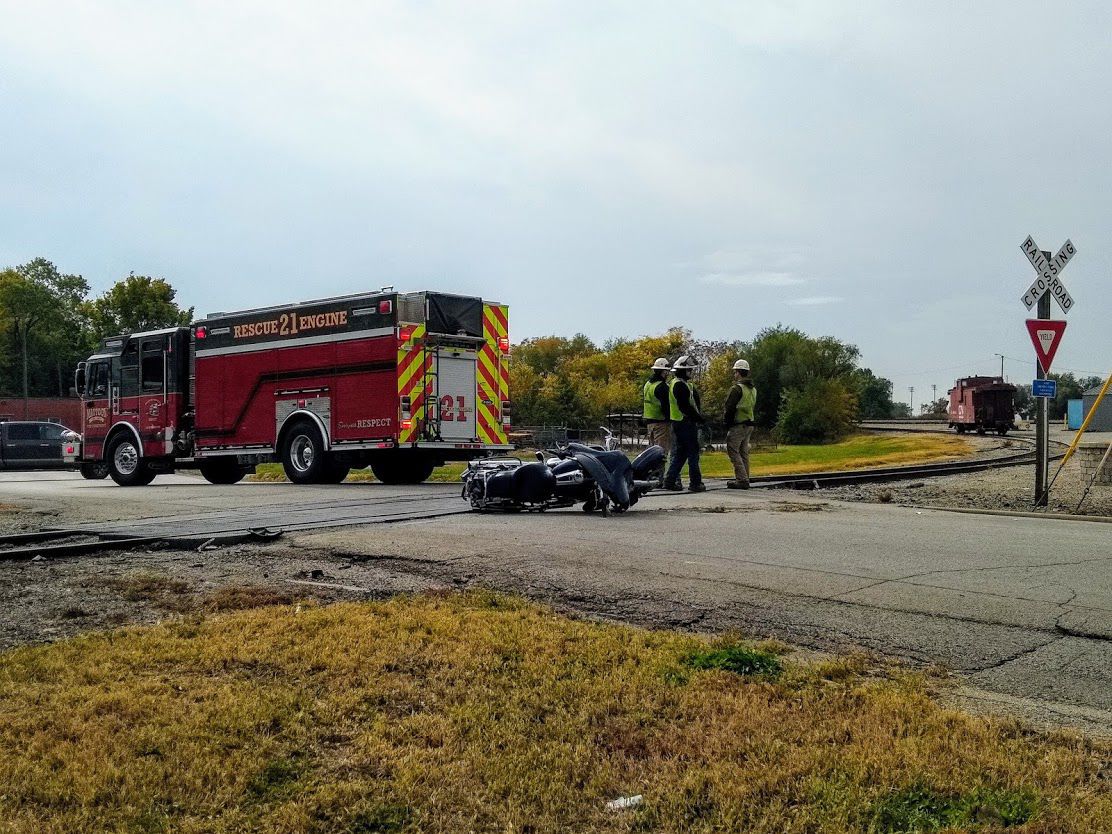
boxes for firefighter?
[663,354,706,492]
[642,358,672,460]
[724,358,757,489]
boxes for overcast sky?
[2,1,1110,406]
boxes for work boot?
[726,481,750,490]
[663,480,683,491]
[688,483,707,493]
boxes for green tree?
[922,397,948,418]
[775,378,858,443]
[1045,372,1103,420]
[0,259,90,398]
[852,368,896,419]
[87,273,194,341]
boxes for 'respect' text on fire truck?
[67,290,512,486]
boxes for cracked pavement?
[1,472,1109,735]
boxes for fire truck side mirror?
[74,362,86,397]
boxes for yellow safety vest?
[642,379,667,421]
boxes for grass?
[0,591,1107,833]
[250,434,970,484]
[713,433,973,478]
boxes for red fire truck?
[68,290,512,486]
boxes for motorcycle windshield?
[574,453,631,507]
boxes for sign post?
[1019,236,1075,507]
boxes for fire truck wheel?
[199,459,247,485]
[79,462,109,480]
[370,452,436,485]
[281,420,327,484]
[106,435,156,487]
[320,459,351,484]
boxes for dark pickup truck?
[0,421,80,470]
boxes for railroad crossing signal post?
[1035,277,1050,507]
[1019,235,1075,507]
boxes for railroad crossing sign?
[1019,236,1075,313]
[1025,318,1067,373]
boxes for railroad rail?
[0,439,1062,560]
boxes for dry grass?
[204,585,296,612]
[0,592,1107,833]
[99,572,192,602]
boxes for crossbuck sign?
[1019,236,1075,313]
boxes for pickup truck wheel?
[107,435,156,487]
[370,452,436,485]
[79,462,109,480]
[281,420,326,484]
[200,459,247,485]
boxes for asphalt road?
[1,471,1109,733]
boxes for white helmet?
[732,359,750,372]
[672,354,697,371]
[650,357,671,370]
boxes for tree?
[921,397,948,418]
[775,378,858,443]
[1045,372,1103,420]
[852,368,896,419]
[0,259,90,399]
[87,273,194,341]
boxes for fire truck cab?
[70,290,512,486]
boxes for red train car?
[68,289,512,486]
[948,376,1016,436]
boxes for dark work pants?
[665,421,702,486]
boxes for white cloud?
[700,272,804,287]
[786,296,843,306]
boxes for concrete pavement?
[1,471,1109,733]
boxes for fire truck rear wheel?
[199,459,248,485]
[281,420,327,484]
[106,435,156,487]
[370,452,436,485]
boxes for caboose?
[948,376,1017,436]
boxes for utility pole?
[994,353,1005,378]
[931,384,937,406]
[909,386,915,414]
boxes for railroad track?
[0,439,1061,560]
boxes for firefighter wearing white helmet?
[724,358,757,489]
[663,354,706,492]
[642,358,673,461]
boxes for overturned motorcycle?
[461,438,665,515]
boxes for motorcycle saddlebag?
[631,445,665,478]
[512,462,557,503]
[483,470,518,500]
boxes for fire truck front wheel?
[79,462,109,480]
[106,435,157,487]
[281,420,327,484]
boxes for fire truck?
[68,290,512,486]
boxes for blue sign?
[1032,378,1057,399]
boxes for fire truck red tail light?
[498,337,510,352]
[399,329,411,342]
[379,300,393,315]
[66,446,75,455]
[401,419,413,431]
[194,326,207,339]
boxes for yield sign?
[1025,319,1067,373]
